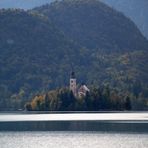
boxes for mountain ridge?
[33,0,148,51]
[0,0,147,39]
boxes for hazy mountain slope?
[0,9,79,110]
[101,0,148,39]
[33,0,148,51]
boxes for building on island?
[70,71,90,97]
[78,83,90,97]
[70,71,77,96]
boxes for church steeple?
[71,71,76,79]
[70,71,77,96]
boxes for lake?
[0,132,148,148]
[0,113,148,147]
[0,112,148,121]
[0,112,148,132]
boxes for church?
[70,72,90,97]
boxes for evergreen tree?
[125,96,132,110]
[44,93,50,111]
[25,103,32,111]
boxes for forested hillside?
[26,50,148,111]
[33,0,148,51]
[0,9,79,110]
[0,0,148,110]
[0,0,147,39]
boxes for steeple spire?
[71,71,76,79]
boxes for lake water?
[0,112,148,121]
[0,132,148,148]
[0,113,148,147]
[0,113,148,131]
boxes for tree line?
[25,85,134,111]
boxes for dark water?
[0,113,148,132]
[0,132,148,148]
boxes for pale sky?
[0,0,54,10]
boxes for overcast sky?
[0,0,54,10]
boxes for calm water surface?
[0,132,148,148]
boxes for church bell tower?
[70,71,77,96]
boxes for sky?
[0,0,53,10]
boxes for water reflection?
[0,121,148,132]
[0,132,148,148]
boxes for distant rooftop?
[71,71,76,79]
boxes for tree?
[102,86,111,110]
[85,91,93,111]
[125,96,132,110]
[25,102,32,111]
[44,93,50,111]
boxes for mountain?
[0,0,148,110]
[0,0,147,39]
[101,0,148,39]
[33,0,148,51]
[0,9,79,110]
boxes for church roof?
[78,85,90,93]
[71,71,76,79]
